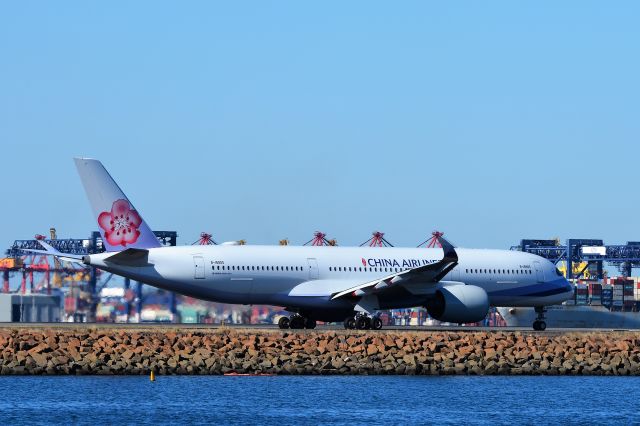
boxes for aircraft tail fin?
[74,158,161,252]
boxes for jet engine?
[425,284,489,324]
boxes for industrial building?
[0,293,61,322]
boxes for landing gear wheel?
[344,317,356,329]
[278,316,290,329]
[304,318,317,329]
[289,315,305,329]
[372,317,383,330]
[533,306,548,331]
[355,316,371,330]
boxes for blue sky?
[1,2,638,252]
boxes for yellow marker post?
[150,370,155,382]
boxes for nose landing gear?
[532,306,547,331]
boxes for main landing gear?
[343,313,383,330]
[278,315,317,330]
[532,306,547,331]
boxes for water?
[0,376,638,425]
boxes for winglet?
[438,236,458,263]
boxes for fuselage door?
[533,261,544,283]
[193,255,205,279]
[307,258,319,279]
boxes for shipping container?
[0,258,23,269]
[64,296,77,313]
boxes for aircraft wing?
[330,237,458,300]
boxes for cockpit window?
[555,268,563,277]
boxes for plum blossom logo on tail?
[98,199,142,247]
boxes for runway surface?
[0,322,635,333]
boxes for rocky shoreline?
[1,327,639,375]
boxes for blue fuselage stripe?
[489,280,572,299]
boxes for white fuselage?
[87,245,573,315]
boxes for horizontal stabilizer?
[104,248,150,266]
[19,241,85,264]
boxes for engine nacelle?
[425,284,489,323]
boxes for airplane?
[27,158,574,331]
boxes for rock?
[29,353,48,367]
[1,328,640,376]
[331,358,345,369]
